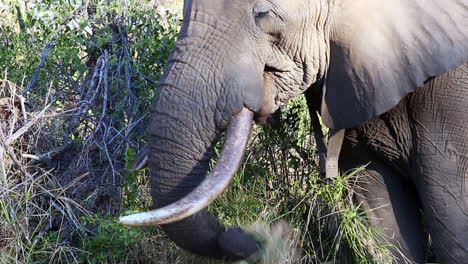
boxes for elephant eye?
[253,1,271,19]
[254,9,270,19]
[253,3,283,36]
[252,0,286,38]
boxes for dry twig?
[22,41,56,96]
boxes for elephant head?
[120,0,468,260]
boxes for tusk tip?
[118,214,141,226]
[118,211,162,227]
[131,147,149,171]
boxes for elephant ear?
[321,0,468,129]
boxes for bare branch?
[22,41,56,96]
[85,50,109,144]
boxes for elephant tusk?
[131,145,149,171]
[119,108,253,227]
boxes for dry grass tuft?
[0,78,85,262]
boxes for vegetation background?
[0,0,397,263]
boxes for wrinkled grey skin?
[147,0,468,262]
[337,64,468,264]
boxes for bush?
[0,1,181,263]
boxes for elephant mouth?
[119,108,254,227]
[253,66,284,125]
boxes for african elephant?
[120,0,468,263]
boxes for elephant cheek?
[224,55,265,114]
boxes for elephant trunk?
[120,108,253,226]
[120,60,259,260]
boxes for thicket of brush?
[0,1,392,263]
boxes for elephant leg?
[413,154,468,264]
[340,144,425,263]
[406,67,468,263]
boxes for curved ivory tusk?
[119,108,253,226]
[132,145,149,171]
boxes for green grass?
[208,162,395,264]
